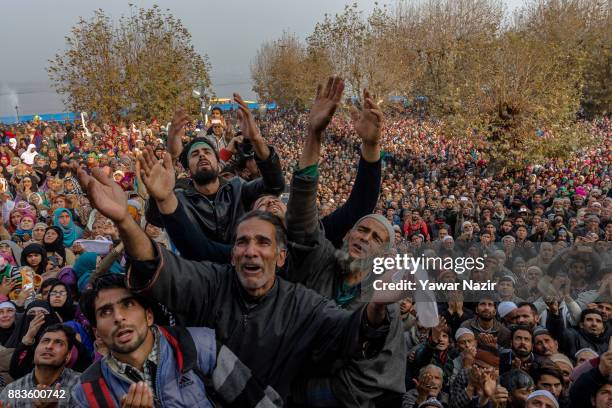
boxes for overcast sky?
[0,0,523,116]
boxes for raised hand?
[233,93,262,142]
[0,277,15,297]
[308,76,345,135]
[234,93,269,160]
[477,333,497,348]
[77,167,129,226]
[462,346,476,368]
[138,147,175,203]
[168,109,190,160]
[598,337,612,376]
[598,274,612,296]
[491,385,509,407]
[545,298,560,315]
[15,287,34,308]
[481,371,498,399]
[23,313,45,345]
[350,89,383,149]
[431,316,447,344]
[121,382,154,408]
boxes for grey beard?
[334,241,375,279]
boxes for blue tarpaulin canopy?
[0,112,77,124]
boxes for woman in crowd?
[46,280,93,356]
[52,207,83,248]
[43,225,75,267]
[19,243,47,276]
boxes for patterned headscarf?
[63,177,83,195]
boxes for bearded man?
[284,78,406,407]
[144,94,285,244]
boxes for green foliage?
[48,5,211,122]
[252,0,609,170]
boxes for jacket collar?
[181,176,231,197]
[232,270,279,312]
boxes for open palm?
[234,93,262,142]
[351,89,383,146]
[168,109,190,160]
[138,148,175,202]
[308,77,345,135]
[77,167,129,224]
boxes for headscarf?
[43,226,67,263]
[47,160,59,177]
[0,298,16,346]
[86,209,99,232]
[14,202,34,214]
[0,240,22,266]
[72,252,98,293]
[34,222,48,232]
[7,209,22,234]
[20,144,38,166]
[47,281,75,323]
[20,176,38,193]
[53,208,83,247]
[63,177,82,195]
[73,251,124,294]
[14,213,35,241]
[5,300,60,348]
[20,243,48,275]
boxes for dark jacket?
[546,312,609,356]
[284,169,406,407]
[159,155,381,263]
[569,366,609,408]
[411,340,457,390]
[459,318,511,348]
[439,308,474,340]
[402,389,449,408]
[146,146,285,243]
[127,243,388,402]
[499,349,535,374]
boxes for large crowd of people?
[0,77,608,408]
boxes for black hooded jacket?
[145,145,285,244]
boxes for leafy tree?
[48,5,211,121]
[251,32,332,108]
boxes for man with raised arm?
[76,115,393,406]
[284,78,406,407]
[141,83,382,263]
[144,94,285,244]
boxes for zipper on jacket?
[202,194,220,241]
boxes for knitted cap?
[526,390,559,408]
[353,214,396,251]
[455,327,475,341]
[498,301,518,318]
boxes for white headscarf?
[20,144,38,165]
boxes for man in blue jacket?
[71,273,281,408]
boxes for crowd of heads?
[0,102,608,407]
